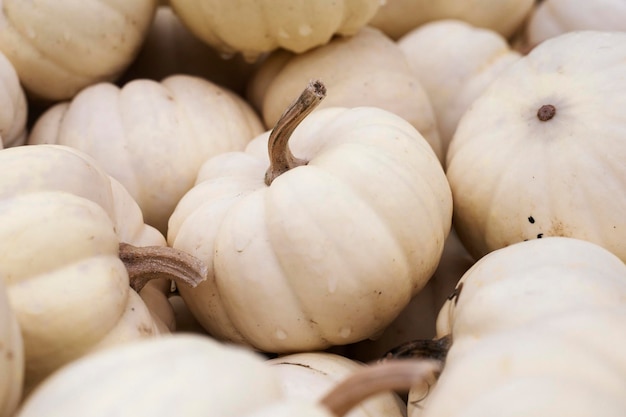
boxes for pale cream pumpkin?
[267,352,406,417]
[247,27,443,162]
[28,75,264,234]
[406,237,626,416]
[0,0,158,101]
[168,0,381,61]
[398,20,521,160]
[369,0,534,40]
[168,81,452,353]
[445,30,626,262]
[119,6,260,95]
[0,279,23,417]
[526,0,626,47]
[0,51,26,148]
[16,333,440,417]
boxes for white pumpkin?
[526,0,626,47]
[0,278,23,417]
[369,0,535,40]
[446,30,626,262]
[28,75,264,234]
[168,82,452,353]
[398,20,521,160]
[0,0,158,101]
[247,27,443,162]
[168,0,381,60]
[267,352,406,417]
[0,51,26,148]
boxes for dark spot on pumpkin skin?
[528,216,535,224]
[537,233,544,238]
[447,282,464,305]
[537,104,556,121]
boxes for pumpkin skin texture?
[526,0,626,47]
[0,0,158,101]
[407,237,626,416]
[168,105,452,353]
[0,51,26,148]
[247,27,443,162]
[0,192,163,395]
[28,75,264,234]
[267,352,406,417]
[0,279,23,417]
[15,335,285,417]
[445,30,626,262]
[398,20,521,161]
[118,6,260,95]
[168,0,381,61]
[368,0,534,40]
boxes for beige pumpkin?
[267,352,406,417]
[369,0,534,40]
[119,6,260,95]
[0,279,23,417]
[0,0,158,101]
[526,0,626,47]
[247,27,443,162]
[168,0,381,61]
[28,75,264,234]
[406,237,626,416]
[398,20,521,160]
[0,51,27,148]
[168,81,452,353]
[446,30,626,262]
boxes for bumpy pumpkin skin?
[0,192,162,395]
[0,52,26,148]
[0,279,23,417]
[168,0,381,60]
[168,106,452,353]
[369,0,534,40]
[0,0,158,101]
[28,75,264,234]
[398,20,521,161]
[526,0,626,47]
[247,27,443,162]
[446,31,626,262]
[16,335,285,417]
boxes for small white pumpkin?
[168,0,381,61]
[446,30,626,262]
[526,0,626,47]
[168,82,452,352]
[28,75,264,234]
[0,0,158,101]
[369,0,535,40]
[0,51,27,148]
[247,27,443,162]
[0,278,23,417]
[398,20,521,160]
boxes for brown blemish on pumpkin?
[447,282,464,305]
[537,104,556,121]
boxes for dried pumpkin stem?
[381,335,452,363]
[319,359,442,417]
[264,79,327,186]
[119,243,208,293]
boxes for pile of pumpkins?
[0,0,625,416]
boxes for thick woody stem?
[119,243,208,293]
[319,359,442,417]
[264,79,327,186]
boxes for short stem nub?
[264,79,327,186]
[119,243,208,293]
[537,104,556,121]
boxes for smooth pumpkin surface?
[168,105,452,352]
[446,30,626,262]
[28,75,264,234]
[0,0,158,101]
[0,51,26,148]
[0,279,23,417]
[168,0,381,60]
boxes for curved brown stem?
[119,243,208,293]
[264,79,327,186]
[319,359,442,417]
